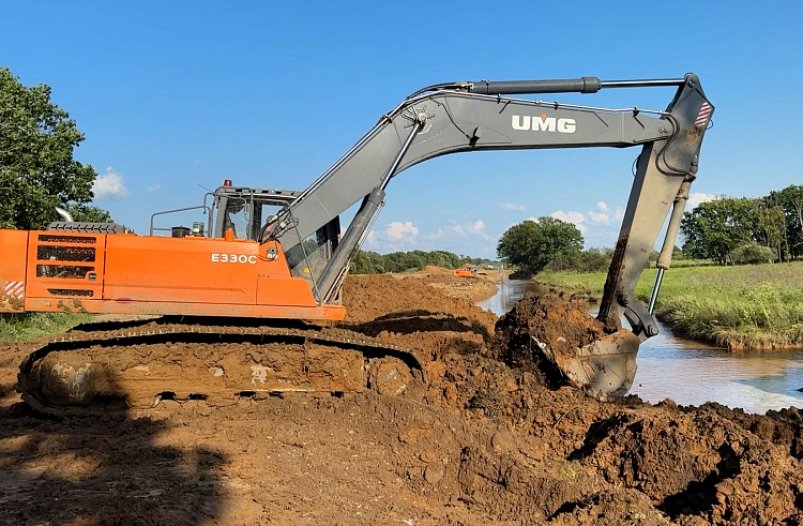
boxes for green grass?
[537,261,803,350]
[0,312,91,343]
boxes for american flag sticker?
[695,102,713,129]
[3,281,24,300]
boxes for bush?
[729,243,776,265]
[545,247,613,273]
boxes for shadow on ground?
[0,384,226,526]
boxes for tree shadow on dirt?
[0,382,226,526]
[0,383,13,402]
[345,310,492,342]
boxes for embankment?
[537,262,803,350]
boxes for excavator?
[453,266,477,278]
[0,73,714,413]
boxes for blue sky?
[2,1,802,259]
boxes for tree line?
[680,187,803,264]
[496,184,803,277]
[494,217,618,275]
[350,250,493,274]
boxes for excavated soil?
[1,270,802,525]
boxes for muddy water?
[479,280,803,414]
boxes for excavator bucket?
[535,330,639,400]
[496,292,639,400]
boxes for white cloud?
[93,167,129,199]
[499,202,526,212]
[364,220,421,251]
[147,184,162,192]
[363,218,493,255]
[551,201,618,235]
[587,201,611,225]
[385,221,419,242]
[686,192,718,210]
[549,194,720,249]
[550,210,589,234]
[429,218,492,242]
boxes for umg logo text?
[512,115,576,134]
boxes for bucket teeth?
[535,330,639,400]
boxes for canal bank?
[479,278,803,414]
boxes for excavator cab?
[211,184,299,241]
[149,181,342,281]
[149,180,302,241]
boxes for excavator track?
[17,318,425,416]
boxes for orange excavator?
[1,74,714,412]
[453,266,476,278]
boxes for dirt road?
[1,270,802,525]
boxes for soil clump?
[1,271,801,525]
[493,292,608,387]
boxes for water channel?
[478,279,803,414]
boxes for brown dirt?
[1,272,802,525]
[494,292,609,384]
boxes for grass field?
[537,261,803,350]
[0,312,90,342]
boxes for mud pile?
[344,280,803,524]
[493,292,607,385]
[342,274,498,361]
[343,273,498,328]
[0,273,801,525]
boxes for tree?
[766,185,803,259]
[350,250,385,274]
[0,67,107,229]
[753,205,786,261]
[546,247,614,272]
[680,197,758,264]
[497,217,583,276]
[681,197,790,264]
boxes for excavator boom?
[273,74,713,341]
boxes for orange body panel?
[1,229,345,321]
[24,231,107,300]
[453,269,473,277]
[0,230,30,312]
[103,234,263,304]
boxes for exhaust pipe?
[55,207,74,222]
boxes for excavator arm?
[270,74,714,345]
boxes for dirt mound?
[342,274,498,358]
[1,273,802,525]
[495,291,604,379]
[420,264,452,274]
[343,274,494,326]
